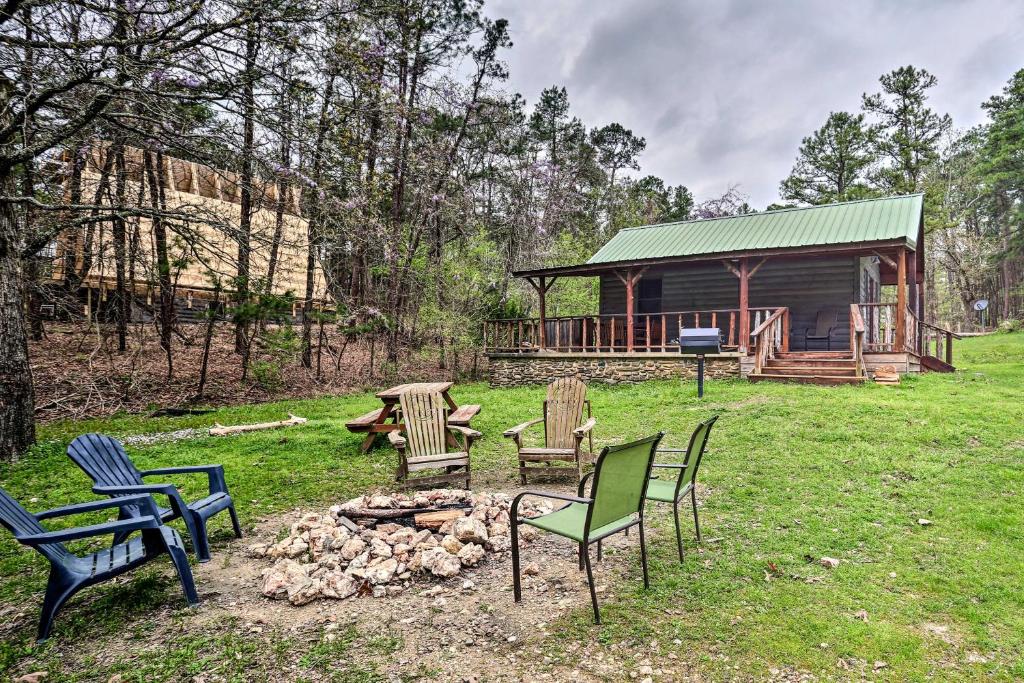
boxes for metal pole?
[697,354,705,399]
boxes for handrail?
[751,307,788,375]
[918,318,960,366]
[849,304,865,377]
[751,307,786,338]
[919,319,963,339]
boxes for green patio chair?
[645,415,718,563]
[510,432,664,624]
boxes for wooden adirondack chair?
[67,433,242,562]
[503,377,596,484]
[0,487,199,642]
[388,389,481,489]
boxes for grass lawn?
[1,333,1022,681]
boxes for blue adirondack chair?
[0,487,199,642]
[67,434,242,562]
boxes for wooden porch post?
[738,258,750,353]
[624,269,635,352]
[538,276,547,350]
[895,247,907,351]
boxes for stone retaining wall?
[487,354,742,388]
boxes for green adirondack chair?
[645,415,718,563]
[510,432,664,624]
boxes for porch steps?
[748,353,866,386]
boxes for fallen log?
[209,413,307,437]
[413,509,468,529]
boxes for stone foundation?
[486,353,742,387]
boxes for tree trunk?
[144,149,174,378]
[112,140,128,352]
[236,17,259,353]
[301,73,335,368]
[195,284,221,399]
[0,170,35,459]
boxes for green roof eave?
[513,194,923,279]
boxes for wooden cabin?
[485,194,959,386]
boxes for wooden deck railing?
[750,307,789,374]
[483,307,780,354]
[849,303,865,377]
[856,302,904,352]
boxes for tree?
[978,68,1024,317]
[0,0,248,458]
[693,186,752,219]
[862,65,952,194]
[528,86,583,166]
[780,111,875,205]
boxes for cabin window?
[637,277,662,313]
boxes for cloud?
[485,0,1024,208]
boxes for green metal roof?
[587,194,923,265]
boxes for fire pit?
[250,489,552,605]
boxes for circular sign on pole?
[973,299,989,311]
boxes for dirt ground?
[195,488,678,682]
[30,323,482,422]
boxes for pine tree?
[862,65,952,194]
[780,111,875,205]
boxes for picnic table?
[345,382,481,453]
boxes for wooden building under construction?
[43,145,332,323]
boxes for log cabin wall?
[599,255,861,350]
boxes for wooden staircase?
[748,351,866,386]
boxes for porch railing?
[856,302,914,353]
[483,307,780,354]
[750,307,789,374]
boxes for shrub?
[998,318,1021,333]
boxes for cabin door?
[636,277,662,347]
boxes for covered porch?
[484,246,941,363]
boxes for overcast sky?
[485,0,1024,208]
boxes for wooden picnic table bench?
[346,382,480,453]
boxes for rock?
[410,529,434,546]
[820,557,840,569]
[519,525,539,542]
[457,543,486,567]
[321,571,359,599]
[285,538,309,559]
[261,559,309,601]
[348,551,370,569]
[14,673,48,683]
[419,547,462,578]
[288,578,322,605]
[370,538,393,559]
[339,537,367,561]
[441,534,465,554]
[523,562,540,576]
[453,516,488,544]
[918,518,932,526]
[387,527,417,546]
[368,495,397,509]
[366,558,399,585]
[247,542,271,557]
